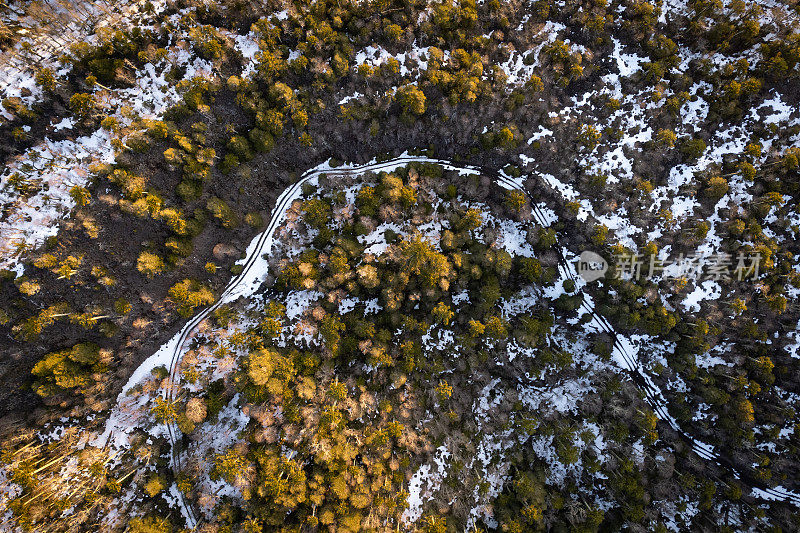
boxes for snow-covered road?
[99,154,800,527]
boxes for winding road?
[105,154,800,528]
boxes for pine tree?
[432,302,454,325]
[395,85,427,116]
[136,251,166,277]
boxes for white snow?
[0,129,115,266]
[681,280,722,312]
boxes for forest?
[0,0,799,531]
